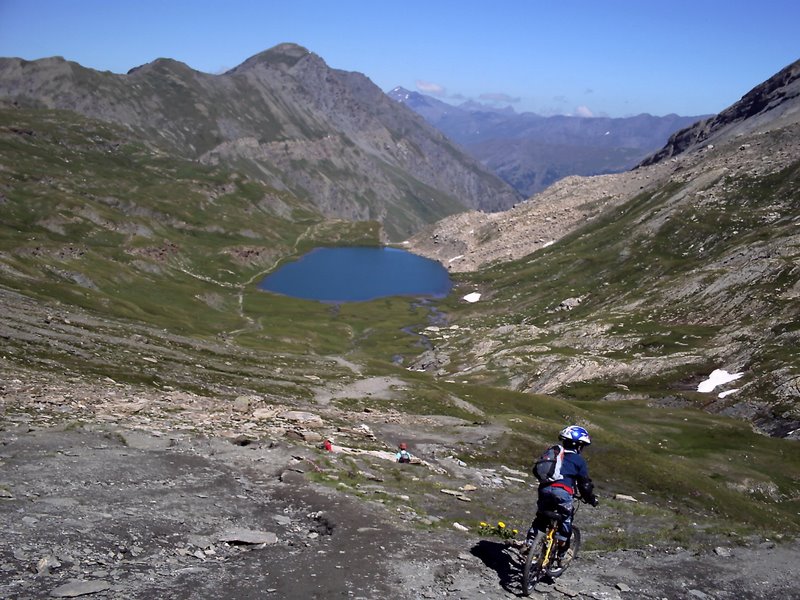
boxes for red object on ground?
[323,439,333,451]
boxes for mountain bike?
[521,501,582,596]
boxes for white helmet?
[559,425,591,447]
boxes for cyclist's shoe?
[555,540,569,560]
[523,534,538,553]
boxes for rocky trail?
[2,370,798,600]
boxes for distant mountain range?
[388,87,708,197]
[0,44,521,240]
[0,42,710,237]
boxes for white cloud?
[575,105,594,117]
[415,80,446,96]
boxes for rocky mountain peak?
[641,57,800,165]
[389,86,432,101]
[227,42,317,74]
[126,57,194,76]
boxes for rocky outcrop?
[406,163,674,272]
[640,58,800,165]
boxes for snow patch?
[718,388,740,399]
[698,369,743,393]
[542,240,555,248]
[449,255,464,263]
[462,292,481,303]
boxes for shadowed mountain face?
[388,87,706,197]
[0,43,521,240]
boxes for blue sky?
[1,0,797,118]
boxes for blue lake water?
[258,247,451,303]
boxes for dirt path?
[2,415,798,600]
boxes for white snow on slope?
[697,369,743,393]
[463,292,481,303]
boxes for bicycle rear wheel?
[521,531,549,596]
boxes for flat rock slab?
[120,430,173,450]
[216,528,278,545]
[50,580,111,597]
[278,410,324,428]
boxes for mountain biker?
[396,442,412,463]
[525,425,599,559]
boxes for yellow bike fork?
[541,528,556,566]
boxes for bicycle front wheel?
[521,531,549,596]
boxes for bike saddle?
[538,509,563,520]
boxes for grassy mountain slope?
[0,105,393,353]
[405,65,800,440]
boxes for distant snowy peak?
[388,86,412,101]
[389,88,518,116]
[387,86,460,122]
[388,86,431,106]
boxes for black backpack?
[533,444,565,483]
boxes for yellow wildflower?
[480,521,488,527]
[513,529,519,534]
[498,521,506,529]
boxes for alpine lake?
[258,246,452,303]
